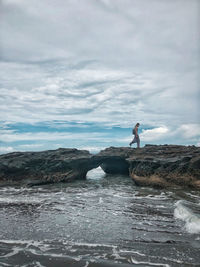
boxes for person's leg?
[136,136,140,148]
[129,136,136,146]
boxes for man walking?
[129,123,140,148]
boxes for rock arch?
[0,146,199,189]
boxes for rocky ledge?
[0,145,199,189]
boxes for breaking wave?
[174,200,200,234]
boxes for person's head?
[136,123,140,127]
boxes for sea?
[0,167,200,267]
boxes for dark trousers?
[130,135,140,148]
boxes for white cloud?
[0,0,199,147]
[178,124,200,138]
[17,144,44,149]
[2,60,198,128]
[140,124,200,143]
[1,0,199,70]
[0,146,14,153]
[140,126,169,142]
[0,130,108,143]
[80,146,106,153]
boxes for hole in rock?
[86,166,106,180]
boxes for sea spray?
[174,200,200,234]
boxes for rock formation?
[0,148,94,186]
[0,145,199,189]
[127,145,200,189]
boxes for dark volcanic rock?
[95,145,200,189]
[94,147,131,175]
[127,145,200,189]
[0,145,199,189]
[0,148,94,186]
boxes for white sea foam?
[0,239,111,263]
[0,240,80,261]
[0,263,12,266]
[64,241,116,249]
[113,191,169,201]
[86,167,105,180]
[174,200,200,234]
[112,246,126,261]
[119,249,146,256]
[0,239,54,256]
[185,192,200,201]
[0,247,20,258]
[0,196,44,205]
[130,257,170,267]
[83,261,89,267]
[32,262,46,267]
[21,262,46,267]
[0,239,43,246]
[133,192,169,200]
[99,197,103,204]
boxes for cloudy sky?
[0,0,200,153]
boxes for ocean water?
[0,167,200,267]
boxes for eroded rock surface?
[0,148,94,186]
[127,145,200,189]
[0,145,199,189]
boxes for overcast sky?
[0,0,200,153]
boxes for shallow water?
[0,167,200,266]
